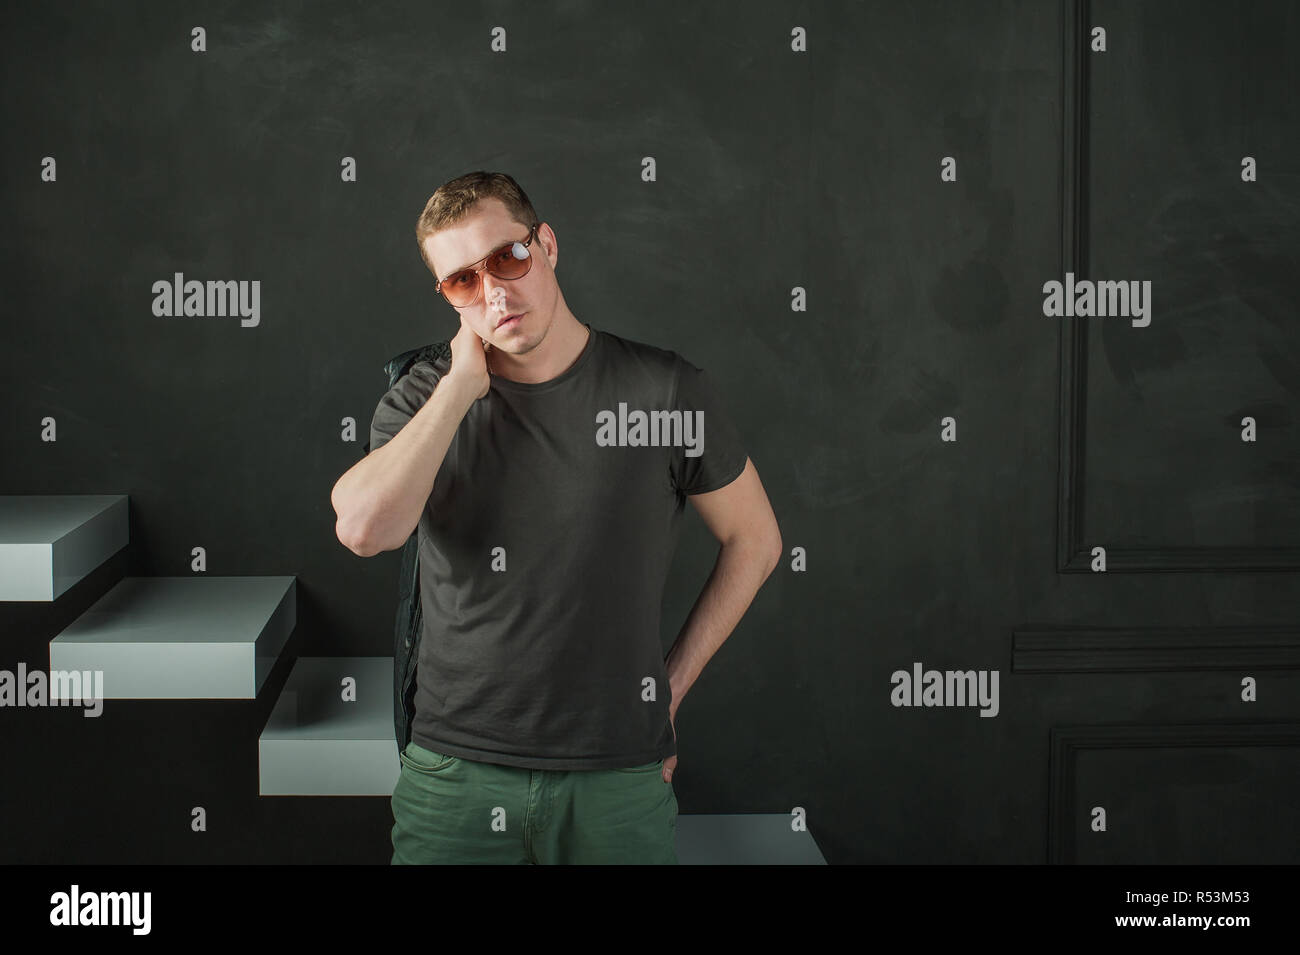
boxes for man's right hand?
[446,312,491,400]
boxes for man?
[330,171,782,864]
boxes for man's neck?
[490,314,590,385]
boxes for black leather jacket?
[362,340,452,765]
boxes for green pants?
[391,741,679,864]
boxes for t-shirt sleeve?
[368,361,443,454]
[668,358,748,495]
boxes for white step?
[0,495,128,600]
[257,657,828,861]
[676,814,827,864]
[48,576,295,698]
[259,656,398,796]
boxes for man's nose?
[481,273,509,309]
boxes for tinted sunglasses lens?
[444,271,478,307]
[487,242,531,280]
[442,238,532,307]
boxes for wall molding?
[1054,0,1299,572]
[1014,625,1300,672]
[1047,720,1300,863]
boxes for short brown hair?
[415,171,541,278]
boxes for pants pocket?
[612,759,664,774]
[400,742,458,774]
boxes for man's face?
[424,197,556,354]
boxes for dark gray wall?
[1,0,1296,864]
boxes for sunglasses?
[435,224,540,308]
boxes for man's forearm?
[332,373,478,556]
[665,534,780,711]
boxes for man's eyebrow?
[440,238,511,283]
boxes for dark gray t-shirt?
[368,323,748,770]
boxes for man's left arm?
[662,457,782,777]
